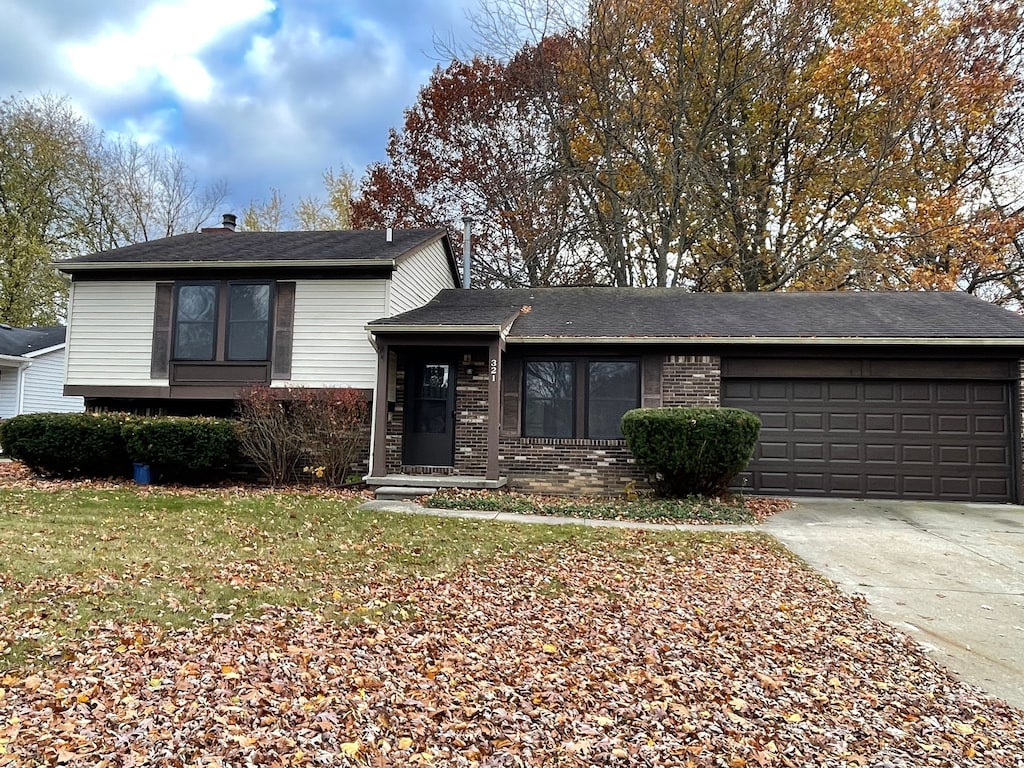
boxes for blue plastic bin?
[133,462,152,485]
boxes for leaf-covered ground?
[0,463,1021,765]
[2,533,1022,766]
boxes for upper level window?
[523,358,639,439]
[227,283,271,360]
[172,281,273,362]
[173,284,217,360]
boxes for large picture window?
[587,361,640,439]
[172,281,273,362]
[523,358,639,439]
[524,361,575,437]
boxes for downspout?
[15,360,31,416]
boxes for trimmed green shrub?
[122,416,239,481]
[0,412,132,478]
[621,407,761,497]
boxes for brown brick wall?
[453,354,489,475]
[384,367,406,473]
[499,354,723,495]
[499,437,645,495]
[662,355,721,407]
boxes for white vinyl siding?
[21,349,84,413]
[66,281,163,386]
[389,240,456,315]
[0,365,19,419]
[283,279,388,389]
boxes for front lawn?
[0,481,1021,766]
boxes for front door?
[403,359,456,466]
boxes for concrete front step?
[373,486,437,501]
[365,474,507,490]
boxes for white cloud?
[61,0,275,101]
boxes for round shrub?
[0,412,132,478]
[621,407,761,497]
[122,416,239,482]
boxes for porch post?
[370,340,390,478]
[487,338,501,481]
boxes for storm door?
[403,359,456,466]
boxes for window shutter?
[272,281,296,380]
[500,357,522,437]
[150,282,173,378]
[642,354,662,409]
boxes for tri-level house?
[57,219,458,416]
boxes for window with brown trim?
[171,281,273,362]
[522,358,639,439]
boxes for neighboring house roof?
[369,288,1024,343]
[0,325,67,357]
[57,228,456,274]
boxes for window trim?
[170,279,274,363]
[522,356,641,439]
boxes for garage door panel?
[866,475,898,493]
[976,446,1009,465]
[793,473,827,492]
[864,383,896,401]
[829,413,859,431]
[937,414,970,433]
[722,377,1013,502]
[975,416,1009,434]
[830,443,860,461]
[793,443,825,460]
[902,382,933,401]
[793,382,824,400]
[902,476,937,495]
[902,444,934,463]
[865,413,896,431]
[828,382,859,400]
[937,445,970,465]
[830,474,863,492]
[759,412,789,430]
[793,412,824,430]
[978,477,1011,497]
[935,382,969,402]
[865,444,897,463]
[759,442,790,459]
[900,414,932,432]
[973,383,1008,403]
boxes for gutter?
[504,336,1024,346]
[366,324,505,334]
[56,258,398,273]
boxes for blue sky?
[0,0,480,220]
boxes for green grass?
[426,488,757,524]
[0,486,724,669]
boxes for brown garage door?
[721,378,1015,502]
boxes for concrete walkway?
[764,498,1024,709]
[358,499,757,532]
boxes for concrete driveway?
[764,498,1024,709]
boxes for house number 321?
[490,359,498,381]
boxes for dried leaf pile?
[1,535,1020,766]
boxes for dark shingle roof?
[58,229,449,269]
[369,288,1024,340]
[0,325,67,357]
